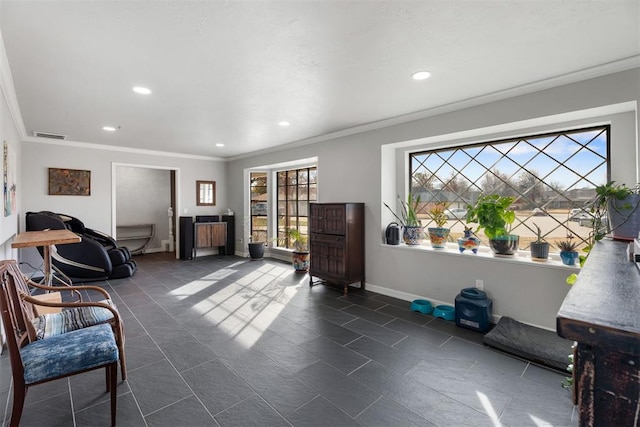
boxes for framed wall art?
[48,168,91,196]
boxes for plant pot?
[530,242,550,260]
[607,194,640,240]
[248,241,265,260]
[488,235,519,255]
[560,250,579,266]
[427,227,449,249]
[403,225,424,246]
[457,228,481,253]
[292,251,310,272]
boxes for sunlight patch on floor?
[168,279,220,300]
[174,262,303,349]
[201,268,236,280]
[528,413,555,426]
[476,391,503,426]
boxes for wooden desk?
[12,229,81,286]
[556,239,640,426]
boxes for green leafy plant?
[428,202,450,228]
[287,228,308,251]
[384,193,422,227]
[583,181,640,250]
[465,194,516,239]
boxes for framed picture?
[48,168,91,196]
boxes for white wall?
[21,143,227,232]
[19,142,226,264]
[227,68,640,330]
[0,53,19,261]
[115,165,171,252]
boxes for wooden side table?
[11,229,81,286]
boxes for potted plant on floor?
[288,228,309,272]
[384,193,424,245]
[466,194,519,255]
[248,238,266,260]
[530,223,549,261]
[427,201,450,249]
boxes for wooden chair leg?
[109,363,118,427]
[119,348,127,381]
[10,383,26,427]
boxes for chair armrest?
[23,276,83,301]
[23,276,112,301]
[20,294,121,323]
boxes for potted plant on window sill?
[587,181,640,241]
[530,223,549,261]
[466,194,519,256]
[457,226,481,253]
[384,193,424,245]
[287,228,309,272]
[427,202,450,249]
[557,235,579,266]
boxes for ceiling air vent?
[33,131,67,140]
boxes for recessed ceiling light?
[102,126,117,132]
[216,143,224,147]
[411,70,432,81]
[278,121,290,127]
[132,86,152,95]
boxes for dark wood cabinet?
[309,203,364,294]
[194,222,226,258]
[557,240,640,426]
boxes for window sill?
[381,242,580,271]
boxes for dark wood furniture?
[309,202,364,295]
[556,239,640,426]
[194,222,226,258]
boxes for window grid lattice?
[409,126,609,251]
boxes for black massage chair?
[25,211,137,282]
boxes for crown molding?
[20,136,224,161]
[228,56,640,162]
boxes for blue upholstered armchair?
[0,261,120,426]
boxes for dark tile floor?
[1,253,577,426]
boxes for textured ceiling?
[1,1,639,158]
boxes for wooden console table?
[194,222,226,258]
[556,239,640,426]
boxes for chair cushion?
[21,323,118,384]
[33,299,116,340]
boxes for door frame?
[111,162,181,259]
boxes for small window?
[196,181,216,206]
